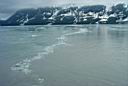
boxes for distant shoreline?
[1,24,127,27]
[0,3,128,26]
[0,23,128,27]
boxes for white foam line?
[11,58,32,74]
[38,77,45,83]
[11,28,89,75]
[65,28,89,36]
[11,35,67,74]
[32,35,38,37]
[109,28,128,31]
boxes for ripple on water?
[11,28,89,74]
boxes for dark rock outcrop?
[107,17,118,24]
[53,15,75,25]
[0,20,5,25]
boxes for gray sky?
[0,0,128,19]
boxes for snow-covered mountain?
[1,3,128,26]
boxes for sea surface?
[0,25,128,86]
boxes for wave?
[11,27,89,83]
[110,26,128,31]
[65,28,89,36]
[11,58,32,74]
[31,35,38,37]
[109,28,128,31]
[11,35,67,74]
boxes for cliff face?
[1,3,128,26]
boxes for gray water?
[0,25,128,86]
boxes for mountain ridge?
[0,3,128,26]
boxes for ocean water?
[0,25,128,86]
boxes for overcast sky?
[0,0,128,19]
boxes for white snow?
[109,13,117,17]
[100,18,107,22]
[61,12,75,16]
[83,18,87,21]
[19,14,30,25]
[123,17,128,22]
[24,14,29,23]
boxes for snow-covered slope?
[1,3,128,26]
